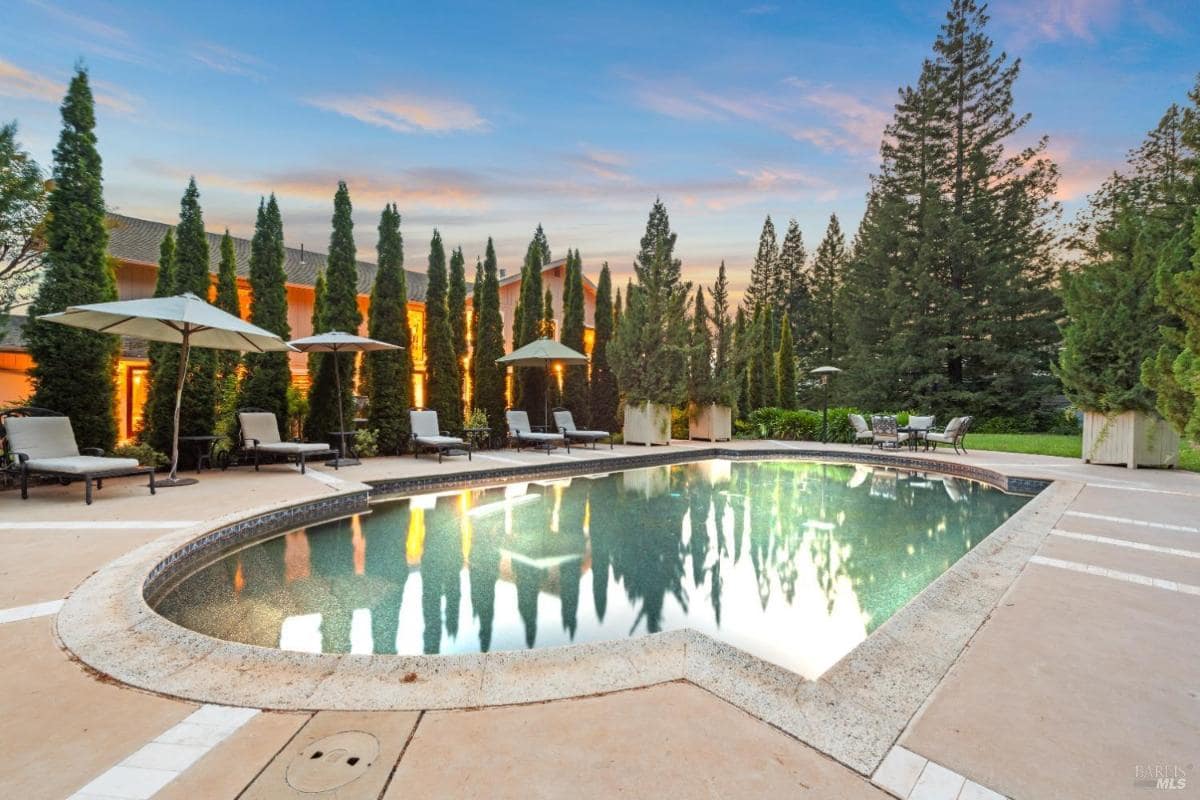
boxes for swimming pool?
[153,459,1029,679]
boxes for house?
[0,214,598,442]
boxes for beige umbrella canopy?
[497,337,588,426]
[287,332,402,465]
[38,292,294,485]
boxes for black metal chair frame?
[410,408,473,463]
[224,407,337,474]
[551,406,613,450]
[926,416,974,455]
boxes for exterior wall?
[0,351,34,407]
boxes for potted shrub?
[1054,218,1179,468]
[610,200,694,445]
[687,265,740,441]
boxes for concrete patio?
[1,440,1196,799]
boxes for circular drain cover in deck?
[286,731,380,793]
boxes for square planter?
[623,402,671,446]
[688,403,732,442]
[1082,409,1180,469]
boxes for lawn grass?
[966,432,1200,473]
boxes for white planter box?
[688,403,732,442]
[1082,410,1180,469]
[623,402,671,445]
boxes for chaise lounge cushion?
[507,410,565,443]
[5,416,82,460]
[552,411,608,440]
[23,455,140,475]
[413,435,464,448]
[410,411,465,448]
[254,442,333,455]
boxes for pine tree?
[776,219,809,343]
[541,288,559,410]
[589,262,618,431]
[212,230,242,436]
[688,286,713,404]
[472,238,507,433]
[776,312,797,409]
[306,182,361,440]
[239,196,291,422]
[166,178,216,447]
[142,230,175,451]
[533,223,551,263]
[469,259,482,412]
[810,214,846,366]
[448,245,468,403]
[423,229,461,433]
[743,215,778,314]
[733,307,751,419]
[561,249,588,423]
[709,262,740,411]
[26,67,118,452]
[514,234,545,420]
[308,270,327,384]
[367,203,412,454]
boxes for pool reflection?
[155,460,1027,679]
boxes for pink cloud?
[306,92,489,134]
[995,0,1123,45]
[0,57,138,114]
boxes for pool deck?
[1,440,1197,799]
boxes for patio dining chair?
[871,415,910,449]
[848,413,874,445]
[907,415,936,449]
[925,416,973,455]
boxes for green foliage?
[706,262,741,409]
[609,199,693,406]
[776,313,797,410]
[169,178,217,450]
[687,285,713,405]
[142,230,175,452]
[0,121,48,334]
[513,234,545,420]
[422,229,461,434]
[306,182,361,440]
[26,67,118,452]
[353,428,379,458]
[465,406,489,431]
[448,245,468,401]
[809,213,845,368]
[776,219,809,353]
[366,203,412,454]
[240,195,291,422]
[561,249,589,424]
[212,230,242,438]
[589,263,619,431]
[110,441,168,469]
[472,238,506,436]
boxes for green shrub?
[110,442,168,469]
[354,428,380,458]
[671,406,689,439]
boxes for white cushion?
[564,429,608,439]
[24,456,139,475]
[854,430,873,440]
[414,435,464,448]
[515,431,562,442]
[5,417,81,459]
[926,432,954,443]
[256,442,331,455]
[239,412,283,445]
[410,410,442,438]
[908,416,935,431]
[848,414,870,433]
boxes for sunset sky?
[3,0,1198,292]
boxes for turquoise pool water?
[154,460,1029,678]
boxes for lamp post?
[810,366,842,443]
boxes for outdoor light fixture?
[810,365,843,443]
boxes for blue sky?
[2,0,1198,294]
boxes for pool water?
[154,460,1029,678]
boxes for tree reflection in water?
[157,460,1028,673]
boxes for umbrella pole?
[334,348,346,460]
[160,328,198,487]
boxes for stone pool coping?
[55,448,1077,776]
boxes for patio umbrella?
[38,291,294,487]
[496,337,588,427]
[286,331,402,466]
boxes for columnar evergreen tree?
[776,219,809,343]
[141,230,175,451]
[609,199,693,408]
[733,307,750,419]
[541,288,559,409]
[212,230,242,435]
[533,223,551,263]
[307,270,327,389]
[709,262,740,412]
[560,249,589,423]
[26,67,118,452]
[776,312,797,409]
[589,263,618,431]
[166,178,216,446]
[810,213,846,366]
[448,245,468,402]
[514,235,545,419]
[366,203,412,453]
[422,229,461,433]
[839,0,1060,421]
[688,286,713,404]
[306,182,361,440]
[746,306,777,410]
[743,215,778,314]
[239,195,291,422]
[468,258,482,411]
[472,238,506,432]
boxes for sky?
[2,0,1198,296]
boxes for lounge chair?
[1,407,155,504]
[848,413,874,445]
[907,415,936,450]
[552,408,612,449]
[925,416,973,454]
[506,409,569,453]
[410,409,471,463]
[871,415,909,449]
[236,409,336,474]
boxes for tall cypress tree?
[240,195,291,422]
[810,214,846,366]
[688,286,712,404]
[305,182,361,441]
[26,67,118,451]
[561,249,588,423]
[308,270,327,384]
[589,263,618,431]
[472,238,506,433]
[448,245,468,403]
[533,223,551,263]
[142,230,175,450]
[709,262,740,412]
[733,307,751,419]
[167,178,216,445]
[776,219,809,345]
[776,312,797,409]
[213,230,242,436]
[469,259,483,412]
[514,235,545,419]
[367,203,412,453]
[743,215,778,314]
[423,229,461,433]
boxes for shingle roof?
[1,313,147,358]
[473,257,598,296]
[106,213,428,301]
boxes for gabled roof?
[106,213,428,301]
[477,257,598,296]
